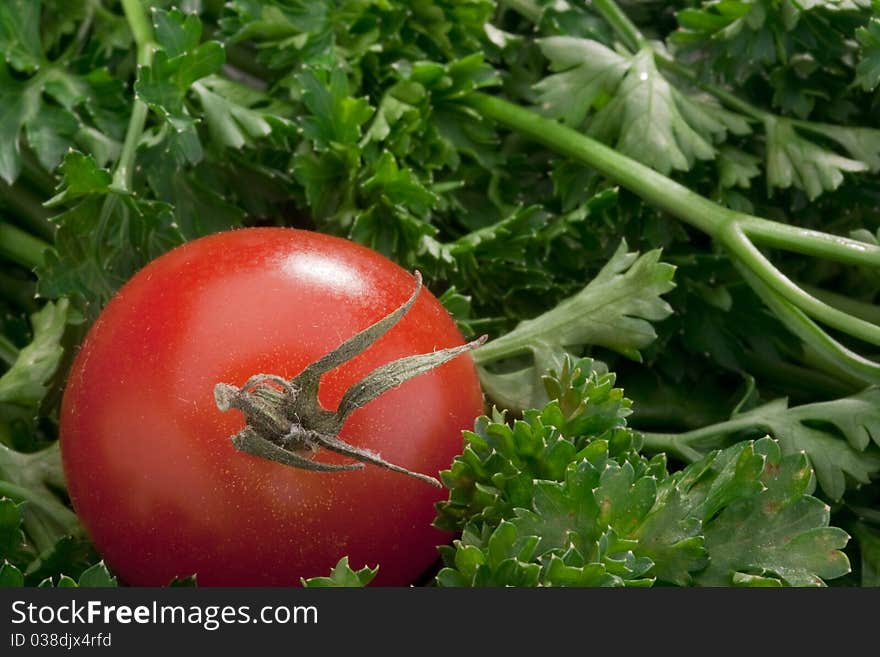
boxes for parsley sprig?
[1,0,878,585]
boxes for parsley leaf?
[643,389,880,501]
[672,0,872,83]
[764,116,880,199]
[533,36,630,127]
[0,0,43,73]
[2,0,878,588]
[301,556,378,587]
[37,151,184,316]
[536,39,750,174]
[855,16,880,90]
[437,357,850,586]
[474,241,675,410]
[0,299,67,408]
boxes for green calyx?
[214,271,486,487]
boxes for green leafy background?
[1,0,879,586]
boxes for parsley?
[642,389,880,501]
[436,358,851,587]
[856,14,880,91]
[1,0,879,586]
[301,557,379,588]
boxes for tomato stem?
[214,272,485,487]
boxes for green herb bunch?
[1,0,879,586]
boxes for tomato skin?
[59,228,483,586]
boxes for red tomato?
[59,228,483,586]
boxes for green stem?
[639,434,705,463]
[740,216,880,268]
[799,284,880,326]
[472,336,525,365]
[111,93,150,193]
[113,0,156,193]
[91,0,156,261]
[120,0,154,57]
[641,413,761,462]
[723,223,880,345]
[0,221,50,269]
[466,92,880,382]
[656,57,768,122]
[736,264,880,384]
[470,93,880,268]
[465,92,738,239]
[480,92,862,247]
[738,351,857,399]
[592,0,646,51]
